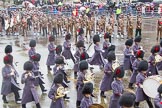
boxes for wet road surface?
[0,17,159,108]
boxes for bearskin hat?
[134,36,142,42]
[93,35,100,44]
[158,84,162,93]
[31,53,41,61]
[77,40,84,48]
[79,60,88,71]
[5,45,12,54]
[65,33,71,40]
[78,28,84,35]
[89,104,104,108]
[49,36,55,42]
[114,66,125,78]
[80,52,89,61]
[53,73,64,84]
[136,50,144,58]
[107,51,116,62]
[55,56,65,64]
[104,32,111,39]
[29,39,36,47]
[119,92,136,107]
[138,60,148,72]
[56,45,62,55]
[125,39,133,46]
[108,45,116,52]
[23,61,33,71]
[4,55,13,64]
[151,45,160,54]
[82,82,93,94]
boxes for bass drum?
[143,75,162,98]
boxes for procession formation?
[1,3,162,108]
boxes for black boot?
[74,71,77,79]
[2,95,8,103]
[76,101,81,108]
[146,100,153,108]
[36,103,41,108]
[134,102,140,108]
[128,83,134,89]
[100,91,106,98]
[22,104,26,108]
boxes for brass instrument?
[57,86,65,96]
[155,54,162,63]
[112,59,120,71]
[85,70,94,82]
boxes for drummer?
[134,60,153,108]
[154,84,162,108]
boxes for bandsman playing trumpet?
[147,45,160,76]
[48,73,65,108]
[100,51,116,98]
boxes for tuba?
[112,59,120,71]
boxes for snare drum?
[143,75,162,98]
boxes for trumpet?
[112,59,120,71]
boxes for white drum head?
[143,77,161,98]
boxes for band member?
[123,39,133,77]
[42,16,48,37]
[5,45,12,55]
[32,53,47,93]
[129,50,144,89]
[77,28,85,43]
[117,16,124,39]
[22,16,27,36]
[102,33,111,59]
[135,15,142,37]
[86,18,93,42]
[53,56,70,100]
[74,40,85,79]
[48,73,65,108]
[76,60,89,107]
[55,45,63,59]
[134,60,153,108]
[57,18,62,36]
[127,20,133,39]
[28,39,37,61]
[62,33,75,64]
[119,92,136,108]
[21,61,41,108]
[100,51,116,98]
[154,84,162,108]
[89,35,106,69]
[52,18,57,37]
[147,45,160,76]
[1,55,21,104]
[46,36,55,71]
[109,66,125,108]
[157,17,162,41]
[80,82,93,108]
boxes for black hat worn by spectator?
[136,50,144,58]
[125,39,133,46]
[24,61,33,71]
[29,39,36,47]
[138,60,148,72]
[79,60,88,71]
[55,56,65,64]
[93,35,100,44]
[107,51,116,62]
[134,36,142,42]
[4,55,13,65]
[5,45,12,54]
[151,45,160,54]
[32,53,41,62]
[82,82,93,94]
[114,66,125,78]
[54,73,64,84]
[56,45,62,55]
[119,92,136,107]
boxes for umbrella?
[80,6,86,11]
[58,2,63,6]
